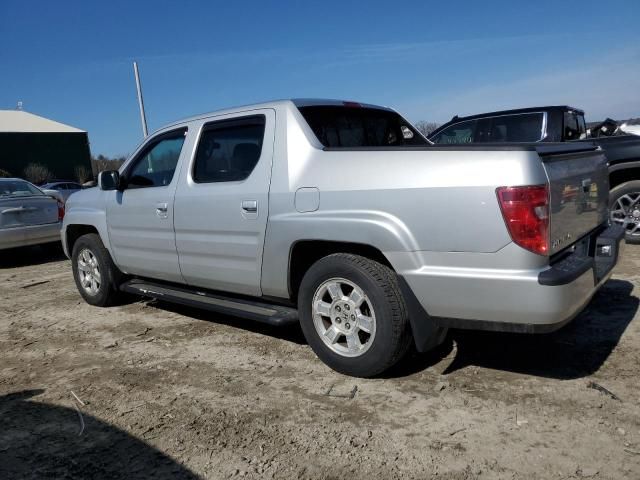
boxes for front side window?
[193,115,266,183]
[126,129,186,188]
[577,115,587,139]
[563,112,581,141]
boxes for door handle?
[2,206,33,214]
[156,202,168,218]
[241,200,258,213]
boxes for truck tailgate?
[537,144,609,255]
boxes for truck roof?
[160,98,394,132]
[444,105,585,124]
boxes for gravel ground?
[1,244,639,479]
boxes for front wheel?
[298,254,413,377]
[72,233,124,306]
[609,180,640,244]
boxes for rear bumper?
[395,225,624,334]
[0,222,62,250]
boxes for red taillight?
[57,200,65,221]
[496,185,549,255]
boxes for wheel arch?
[288,240,392,302]
[64,224,100,257]
[609,162,640,190]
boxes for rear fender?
[261,209,419,299]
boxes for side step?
[120,279,298,326]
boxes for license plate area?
[593,225,624,283]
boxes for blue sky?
[1,0,639,156]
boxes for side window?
[431,119,476,144]
[487,113,544,142]
[577,115,587,139]
[563,112,580,141]
[193,115,265,183]
[126,129,186,188]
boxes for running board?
[120,279,298,326]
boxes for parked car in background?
[40,180,83,202]
[429,106,640,243]
[62,99,622,377]
[0,178,64,250]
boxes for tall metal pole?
[133,61,149,138]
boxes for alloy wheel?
[312,277,376,358]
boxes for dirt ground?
[1,243,639,480]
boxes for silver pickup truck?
[62,99,623,377]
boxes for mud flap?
[397,276,448,352]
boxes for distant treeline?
[0,154,128,184]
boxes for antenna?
[133,61,149,138]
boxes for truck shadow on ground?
[140,279,637,381]
[148,300,308,346]
[0,243,67,268]
[0,389,198,479]
[392,279,638,380]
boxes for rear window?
[297,105,428,148]
[0,180,44,198]
[431,113,545,144]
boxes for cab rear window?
[298,105,428,148]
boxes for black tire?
[71,233,124,307]
[609,180,640,244]
[298,253,413,377]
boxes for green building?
[0,110,91,181]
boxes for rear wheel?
[610,180,640,244]
[298,253,412,377]
[72,233,124,306]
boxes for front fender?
[61,189,111,258]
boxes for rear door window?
[193,115,266,183]
[488,113,544,142]
[297,105,427,148]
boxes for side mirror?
[98,170,121,191]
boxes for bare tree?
[414,121,440,137]
[91,154,126,176]
[0,168,12,178]
[23,163,53,185]
[75,165,92,183]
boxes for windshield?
[0,179,45,198]
[297,105,428,148]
